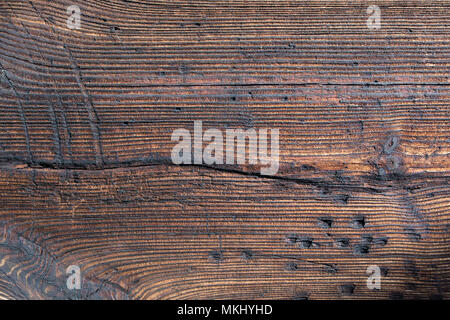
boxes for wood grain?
[0,0,449,299]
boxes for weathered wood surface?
[0,0,449,299]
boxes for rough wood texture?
[0,0,449,299]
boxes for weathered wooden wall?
[0,0,449,299]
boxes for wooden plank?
[0,165,449,299]
[0,0,449,299]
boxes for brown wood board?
[0,0,449,299]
